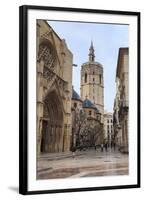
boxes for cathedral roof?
[72,89,82,102]
[82,98,100,113]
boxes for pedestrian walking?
[94,144,97,151]
[113,142,116,151]
[105,143,108,152]
[101,143,104,152]
[71,146,76,158]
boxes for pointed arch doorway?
[40,90,64,153]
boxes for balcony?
[121,100,128,108]
[118,100,129,116]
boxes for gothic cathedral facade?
[36,20,73,154]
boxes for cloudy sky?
[48,20,129,112]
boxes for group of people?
[71,142,116,158]
[99,142,116,152]
[100,143,107,152]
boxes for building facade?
[71,88,83,148]
[36,20,73,154]
[78,42,104,145]
[104,112,114,145]
[71,88,103,149]
[113,48,129,153]
[113,79,122,147]
[80,42,104,122]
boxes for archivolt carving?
[43,66,68,96]
[43,90,64,123]
[55,76,68,93]
[38,42,56,71]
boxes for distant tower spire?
[88,41,95,62]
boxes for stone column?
[49,125,53,152]
[47,124,51,152]
[37,60,44,155]
[57,126,61,152]
[52,126,57,152]
[55,125,60,152]
[63,124,71,152]
[59,126,63,152]
[45,122,49,152]
[54,125,58,152]
[37,118,42,154]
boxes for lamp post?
[71,63,78,150]
[72,64,78,67]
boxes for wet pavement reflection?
[37,149,128,179]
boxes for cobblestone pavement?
[37,148,128,179]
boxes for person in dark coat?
[101,144,104,152]
[105,143,108,152]
[113,142,116,151]
[71,146,76,158]
[94,144,97,151]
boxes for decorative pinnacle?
[88,41,95,62]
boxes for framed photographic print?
[19,5,140,195]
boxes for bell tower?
[80,41,104,121]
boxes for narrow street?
[37,148,128,179]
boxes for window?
[111,119,113,123]
[85,73,87,83]
[74,103,77,108]
[107,119,109,123]
[89,110,92,116]
[93,78,95,82]
[99,74,102,84]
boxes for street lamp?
[72,64,78,67]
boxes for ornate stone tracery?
[38,42,56,71]
[43,66,68,98]
[43,66,55,81]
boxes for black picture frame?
[19,5,141,195]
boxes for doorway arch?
[40,90,64,153]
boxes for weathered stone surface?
[37,20,73,154]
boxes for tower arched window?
[85,73,87,83]
[74,103,77,108]
[99,74,102,84]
